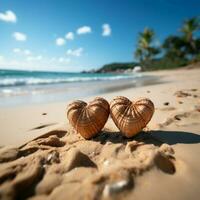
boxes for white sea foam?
[0,88,27,96]
[1,89,13,94]
[0,74,138,87]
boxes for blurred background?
[0,0,200,106]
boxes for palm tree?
[134,48,143,62]
[180,17,200,56]
[163,35,186,59]
[134,28,159,63]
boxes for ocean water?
[0,69,157,107]
[0,69,136,87]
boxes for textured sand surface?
[0,68,200,200]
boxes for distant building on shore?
[133,66,142,72]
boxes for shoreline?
[0,73,159,107]
[0,68,200,200]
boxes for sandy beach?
[0,67,200,200]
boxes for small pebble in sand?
[174,115,181,121]
[191,89,197,92]
[174,91,191,98]
[42,113,47,115]
[159,144,174,156]
[178,101,183,104]
[125,141,144,154]
[193,95,198,98]
[163,102,169,106]
[46,151,60,164]
[103,160,111,167]
[103,180,130,197]
[147,90,151,93]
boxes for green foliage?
[96,62,138,73]
[162,36,186,59]
[180,17,200,41]
[134,28,160,62]
[142,57,188,71]
[180,17,200,59]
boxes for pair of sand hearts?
[67,96,154,139]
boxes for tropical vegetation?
[96,16,200,72]
[135,16,200,70]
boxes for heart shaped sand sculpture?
[67,97,110,139]
[110,96,154,138]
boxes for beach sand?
[0,68,200,200]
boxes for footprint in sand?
[30,123,57,130]
[158,109,200,128]
[174,90,191,97]
[159,106,176,111]
[163,102,170,106]
[154,153,175,174]
[174,89,199,98]
[0,126,178,200]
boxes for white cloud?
[77,26,92,35]
[102,24,111,36]
[0,56,73,71]
[13,48,21,53]
[27,55,42,61]
[66,48,83,57]
[65,32,74,40]
[58,57,71,63]
[50,57,56,62]
[0,55,4,62]
[50,57,70,63]
[0,10,17,23]
[13,48,31,55]
[37,55,42,60]
[58,57,64,63]
[9,60,20,65]
[24,49,31,55]
[13,32,27,41]
[56,37,65,46]
[26,57,33,61]
[65,58,71,63]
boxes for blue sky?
[0,0,199,72]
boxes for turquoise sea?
[0,69,157,106]
[0,69,135,87]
